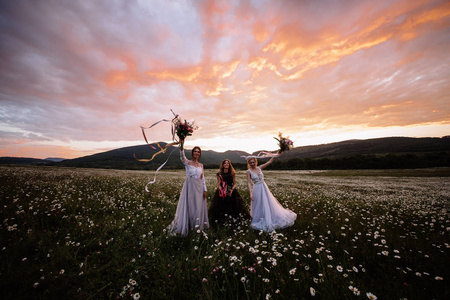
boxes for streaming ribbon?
[136,109,180,156]
[135,109,184,189]
[133,142,178,162]
[241,151,281,160]
[144,147,178,192]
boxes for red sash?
[218,174,227,198]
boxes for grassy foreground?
[0,166,449,299]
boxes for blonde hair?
[219,159,235,175]
[246,157,257,169]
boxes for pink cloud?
[0,0,448,158]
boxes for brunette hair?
[246,157,257,169]
[191,146,202,159]
[219,159,236,175]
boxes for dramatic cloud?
[1,0,449,158]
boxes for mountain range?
[1,136,449,170]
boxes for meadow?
[0,165,449,299]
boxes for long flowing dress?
[209,171,250,224]
[248,167,297,231]
[168,149,209,236]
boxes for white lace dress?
[248,167,297,232]
[168,149,209,236]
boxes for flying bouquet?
[172,115,198,149]
[135,109,198,190]
[241,132,293,160]
[274,132,294,153]
[136,109,198,162]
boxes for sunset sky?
[1,0,449,159]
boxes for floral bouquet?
[274,132,294,153]
[172,114,198,149]
[136,109,199,189]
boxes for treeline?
[3,151,449,172]
[223,152,450,170]
[60,159,184,171]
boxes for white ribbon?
[144,147,178,192]
[241,151,280,160]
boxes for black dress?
[209,171,251,224]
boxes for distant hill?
[58,143,250,170]
[0,157,51,165]
[1,136,449,170]
[268,137,450,170]
[278,136,450,160]
[45,157,66,162]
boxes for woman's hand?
[203,191,207,201]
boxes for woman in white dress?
[168,144,209,236]
[246,155,297,232]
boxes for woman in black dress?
[209,159,250,225]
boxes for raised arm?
[259,156,275,170]
[246,170,253,201]
[180,147,189,165]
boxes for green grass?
[0,165,449,299]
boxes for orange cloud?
[1,0,448,158]
[252,20,270,42]
[248,0,450,82]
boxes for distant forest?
[227,152,449,170]
[2,137,449,170]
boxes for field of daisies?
[1,165,449,299]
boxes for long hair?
[219,159,235,175]
[191,146,202,159]
[247,157,258,169]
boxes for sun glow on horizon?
[2,123,448,160]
